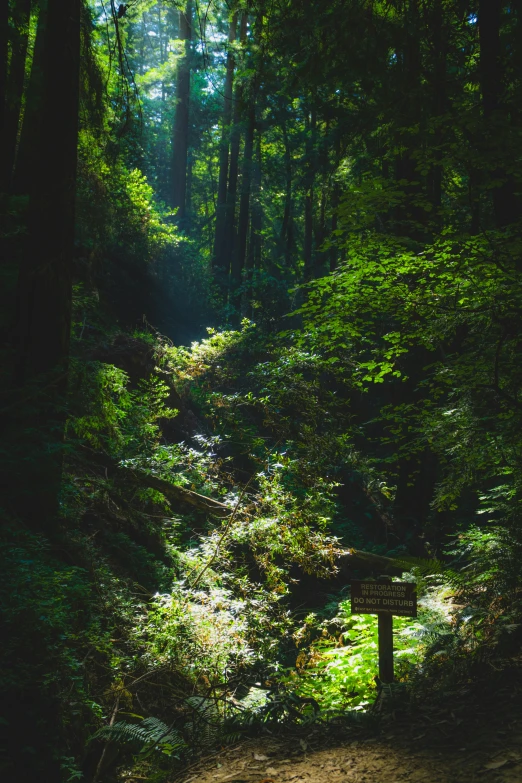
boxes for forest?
[1,0,522,781]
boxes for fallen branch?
[336,547,406,576]
[75,445,231,516]
[74,447,418,573]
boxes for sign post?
[350,577,417,684]
[378,611,394,684]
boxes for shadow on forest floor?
[165,662,522,783]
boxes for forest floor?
[173,665,522,783]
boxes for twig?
[93,693,121,783]
[190,476,254,589]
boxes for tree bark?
[12,0,47,195]
[393,0,426,240]
[428,0,445,218]
[13,0,81,521]
[0,0,32,193]
[303,102,316,281]
[77,446,232,517]
[330,125,341,272]
[478,0,520,227]
[171,0,192,223]
[232,98,255,320]
[242,129,262,318]
[0,0,10,188]
[223,12,248,304]
[213,13,237,280]
[280,120,293,268]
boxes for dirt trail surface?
[175,676,522,783]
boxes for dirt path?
[176,678,522,783]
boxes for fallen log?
[75,445,231,516]
[74,447,419,570]
[130,471,231,516]
[336,547,405,577]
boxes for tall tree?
[171,0,192,222]
[303,99,316,281]
[213,12,238,278]
[242,128,262,317]
[232,97,255,317]
[478,0,520,227]
[13,0,82,520]
[12,0,47,195]
[0,0,10,188]
[232,9,262,319]
[222,11,248,302]
[0,0,32,192]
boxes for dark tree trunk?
[213,13,237,278]
[393,1,427,240]
[280,120,293,269]
[303,103,316,282]
[186,145,193,220]
[479,0,502,118]
[223,12,248,301]
[243,129,262,318]
[303,192,313,280]
[232,99,255,320]
[313,119,329,275]
[0,0,32,193]
[171,0,192,223]
[0,0,9,186]
[428,0,445,218]
[13,0,81,521]
[478,0,520,227]
[329,126,341,272]
[12,0,47,195]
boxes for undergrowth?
[3,311,522,781]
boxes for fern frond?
[92,716,186,757]
[389,555,444,576]
[185,696,222,748]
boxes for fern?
[389,554,445,576]
[185,696,222,748]
[92,716,186,758]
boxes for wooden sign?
[350,579,418,684]
[350,580,417,617]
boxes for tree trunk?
[232,98,255,321]
[479,0,502,119]
[393,0,426,240]
[303,103,316,282]
[0,0,9,188]
[280,120,293,269]
[428,0,445,218]
[213,12,237,280]
[157,1,164,61]
[242,129,262,318]
[13,0,81,522]
[171,0,192,223]
[478,0,520,227]
[12,0,47,195]
[329,122,342,272]
[222,12,248,306]
[0,0,32,193]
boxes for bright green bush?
[287,604,425,713]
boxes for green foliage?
[69,360,177,457]
[93,716,186,759]
[5,0,522,778]
[287,606,425,714]
[77,131,180,266]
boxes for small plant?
[93,717,186,759]
[285,603,427,714]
